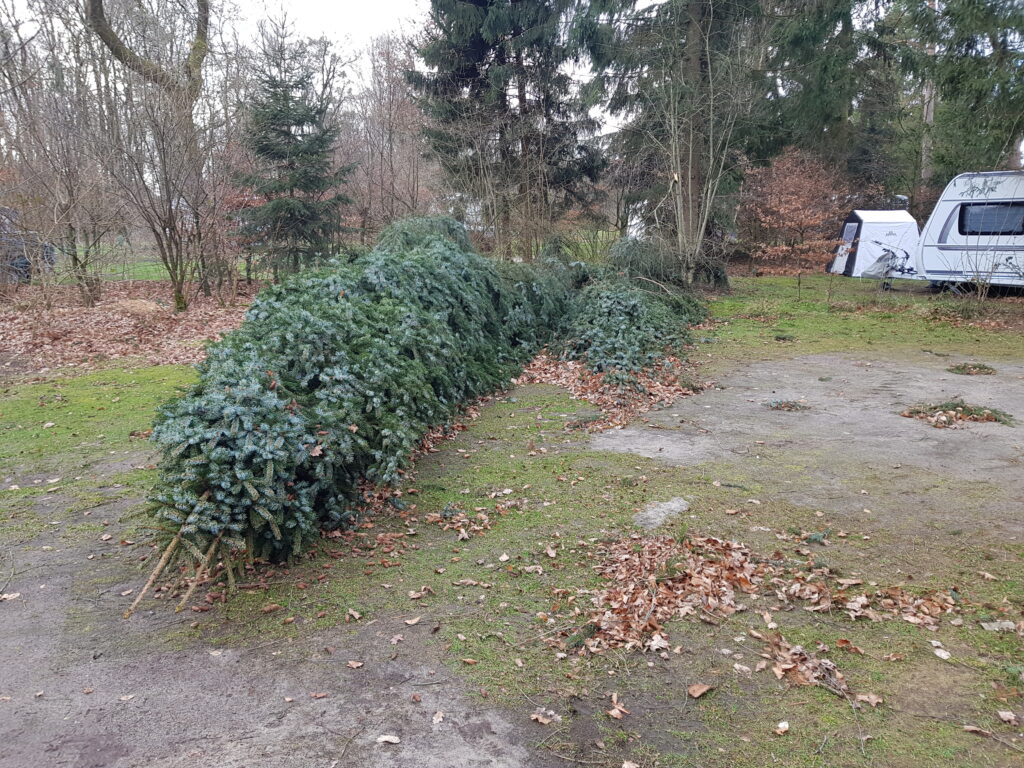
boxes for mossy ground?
[2,274,1022,767]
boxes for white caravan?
[829,209,920,279]
[916,171,1024,288]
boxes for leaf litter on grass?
[516,352,703,429]
[547,532,961,700]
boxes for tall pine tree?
[238,20,350,274]
[409,0,603,257]
[904,0,1024,173]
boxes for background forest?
[0,0,1021,305]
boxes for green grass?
[96,260,168,281]
[707,275,1022,373]
[0,365,194,548]
[0,365,195,472]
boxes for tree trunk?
[1005,134,1023,170]
[679,0,708,284]
[64,224,102,307]
[917,0,937,206]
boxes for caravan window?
[958,202,1024,236]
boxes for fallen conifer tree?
[128,219,703,614]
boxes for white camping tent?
[828,210,920,279]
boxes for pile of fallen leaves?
[0,281,252,372]
[753,629,849,695]
[567,533,960,655]
[782,574,959,630]
[516,352,701,428]
[581,534,772,651]
[542,531,965,707]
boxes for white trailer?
[828,209,920,279]
[915,171,1024,289]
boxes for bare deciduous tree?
[0,0,124,306]
[345,34,438,243]
[86,0,212,310]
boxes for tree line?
[1,0,1020,306]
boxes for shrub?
[608,237,680,286]
[134,218,571,610]
[738,148,868,272]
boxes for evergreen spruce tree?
[239,20,351,274]
[408,0,603,257]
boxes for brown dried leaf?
[856,693,883,708]
[837,638,864,655]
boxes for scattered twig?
[124,532,180,618]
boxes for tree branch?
[85,0,208,99]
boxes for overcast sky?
[232,0,429,51]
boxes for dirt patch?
[633,497,689,530]
[0,495,561,768]
[593,351,1024,547]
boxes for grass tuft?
[947,362,997,376]
[764,399,810,411]
[902,398,1014,427]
